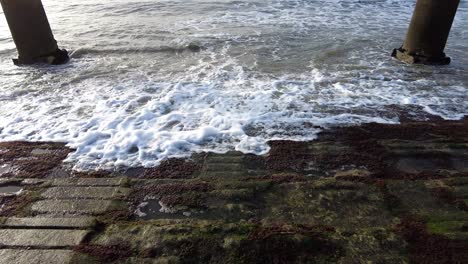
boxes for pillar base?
[13,48,69,66]
[391,48,450,65]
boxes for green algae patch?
[210,188,255,201]
[74,243,135,263]
[395,216,468,264]
[386,181,462,217]
[230,224,342,264]
[90,221,342,264]
[245,173,307,184]
[427,221,468,240]
[445,177,468,186]
[336,227,407,264]
[262,180,394,229]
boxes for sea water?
[0,0,467,169]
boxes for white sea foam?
[0,0,467,169]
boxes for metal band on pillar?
[0,0,69,65]
[392,0,460,65]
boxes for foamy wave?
[0,60,465,169]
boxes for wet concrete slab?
[31,200,115,215]
[206,155,244,163]
[201,170,246,178]
[396,157,442,174]
[21,178,46,185]
[0,229,89,247]
[47,167,71,178]
[0,185,22,195]
[452,157,468,171]
[445,177,468,186]
[51,178,125,187]
[396,156,468,174]
[0,217,96,229]
[41,186,130,200]
[115,257,177,264]
[0,250,80,264]
[452,186,468,199]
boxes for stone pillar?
[0,0,69,65]
[392,0,460,65]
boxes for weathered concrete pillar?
[0,0,69,65]
[392,0,460,65]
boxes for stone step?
[41,187,130,200]
[445,177,468,186]
[308,143,350,153]
[31,200,116,215]
[452,186,468,199]
[0,249,81,264]
[51,177,126,187]
[205,156,244,163]
[382,141,468,151]
[0,217,96,229]
[0,178,21,186]
[21,179,46,185]
[0,229,89,247]
[427,220,468,240]
[36,213,103,219]
[117,257,179,264]
[204,163,245,171]
[202,171,246,178]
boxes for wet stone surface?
[0,184,22,195]
[0,229,89,247]
[0,142,72,178]
[0,249,86,264]
[0,217,96,229]
[0,164,17,177]
[0,117,467,263]
[31,199,117,215]
[135,199,197,220]
[41,186,130,200]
